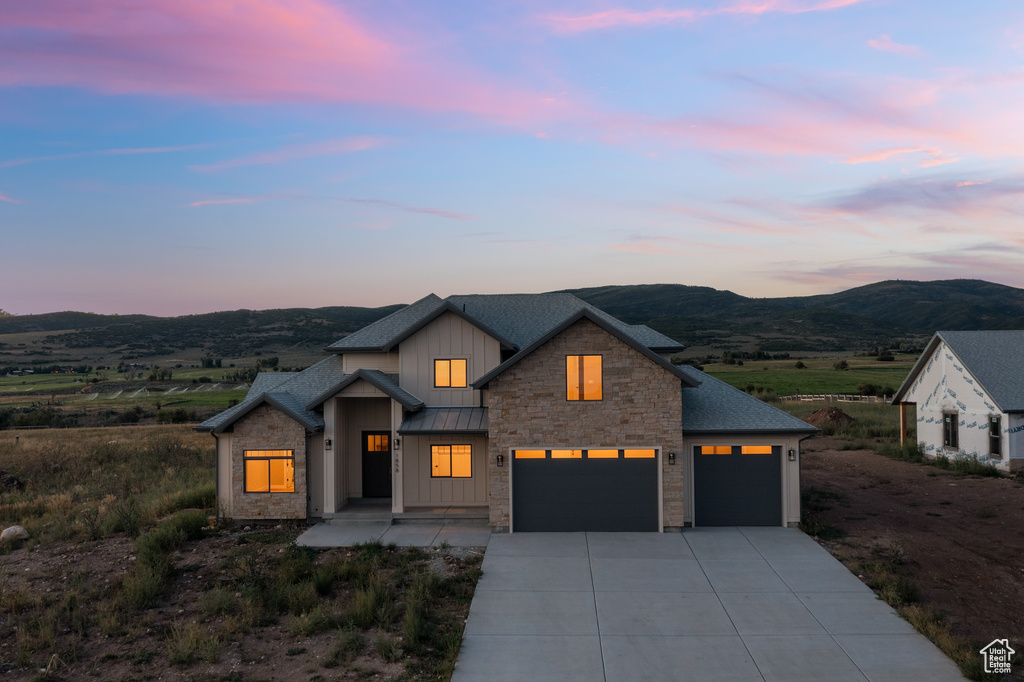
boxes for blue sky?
[2,0,1023,315]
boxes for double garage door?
[511,445,783,531]
[512,448,659,532]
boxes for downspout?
[208,432,220,522]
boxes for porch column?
[391,399,404,514]
[323,398,337,515]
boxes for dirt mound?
[805,406,855,428]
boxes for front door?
[362,432,392,498]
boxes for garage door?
[512,448,659,532]
[693,445,782,526]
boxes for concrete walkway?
[453,527,966,682]
[295,520,492,548]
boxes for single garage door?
[512,448,659,532]
[693,445,782,526]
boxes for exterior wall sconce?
[497,454,504,467]
[324,438,332,450]
[668,452,676,465]
[788,449,796,461]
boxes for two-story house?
[197,293,816,531]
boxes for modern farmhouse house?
[892,330,1024,473]
[197,293,816,531]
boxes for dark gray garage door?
[512,449,659,532]
[693,445,782,526]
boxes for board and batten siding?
[307,432,324,518]
[342,352,399,373]
[902,341,1016,471]
[398,311,501,407]
[402,434,489,506]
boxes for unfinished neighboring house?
[197,293,816,531]
[892,330,1024,472]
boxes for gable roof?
[195,355,346,433]
[892,330,1024,412]
[677,365,818,434]
[472,308,701,390]
[305,368,424,411]
[326,292,684,354]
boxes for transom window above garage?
[434,359,468,388]
[513,448,655,459]
[566,355,602,400]
[432,444,472,477]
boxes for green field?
[703,356,918,396]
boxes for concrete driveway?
[453,528,965,682]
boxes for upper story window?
[943,412,959,449]
[434,359,467,388]
[567,355,602,401]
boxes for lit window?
[587,449,619,459]
[700,446,732,455]
[514,450,546,459]
[435,359,468,388]
[741,445,773,455]
[367,433,389,452]
[567,355,602,401]
[551,449,583,459]
[432,445,472,478]
[623,449,656,459]
[943,412,959,449]
[244,450,295,493]
[989,416,1001,458]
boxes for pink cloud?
[0,144,207,169]
[542,0,866,33]
[345,198,473,221]
[867,34,922,57]
[845,146,958,167]
[0,193,21,204]
[0,1,575,125]
[192,137,383,172]
[188,197,260,207]
[956,179,990,188]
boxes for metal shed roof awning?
[398,407,488,435]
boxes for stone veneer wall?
[230,404,308,520]
[485,318,684,530]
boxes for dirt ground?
[0,530,483,681]
[801,438,1024,652]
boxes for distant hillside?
[1,280,1022,366]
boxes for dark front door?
[362,432,391,498]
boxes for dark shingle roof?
[678,365,817,434]
[306,369,423,411]
[325,292,684,354]
[398,407,488,434]
[894,331,1024,412]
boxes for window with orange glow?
[434,359,468,388]
[551,449,583,459]
[367,434,389,452]
[741,445,773,454]
[566,355,602,400]
[587,449,619,459]
[514,450,546,459]
[244,450,295,493]
[623,449,656,459]
[700,446,733,455]
[431,445,472,478]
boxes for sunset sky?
[3,0,1024,316]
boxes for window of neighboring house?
[244,450,295,492]
[990,416,1002,458]
[431,445,472,477]
[566,355,602,400]
[434,359,468,388]
[943,412,959,449]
